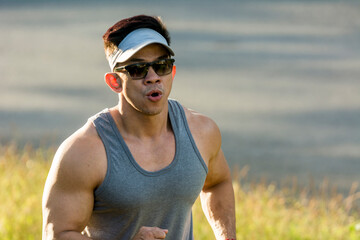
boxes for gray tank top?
[83,99,208,240]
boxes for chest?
[94,138,207,212]
[125,133,176,172]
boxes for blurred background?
[0,0,359,193]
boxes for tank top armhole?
[91,113,112,196]
[169,100,208,174]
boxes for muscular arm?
[185,108,236,239]
[42,125,105,240]
[201,148,236,239]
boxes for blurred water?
[1,0,359,192]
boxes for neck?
[111,98,171,140]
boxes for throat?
[111,103,171,138]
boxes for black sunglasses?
[114,58,175,80]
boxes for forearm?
[200,179,236,239]
[59,232,92,240]
[43,230,92,240]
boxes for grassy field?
[0,144,359,240]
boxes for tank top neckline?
[104,103,180,177]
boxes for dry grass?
[193,166,360,239]
[0,144,53,240]
[0,144,359,239]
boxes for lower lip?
[147,94,163,102]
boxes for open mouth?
[146,90,163,101]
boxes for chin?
[132,103,163,116]
[140,106,164,116]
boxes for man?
[42,15,236,240]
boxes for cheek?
[122,81,143,98]
[165,78,174,93]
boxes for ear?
[172,65,176,79]
[104,73,122,93]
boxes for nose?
[144,66,161,85]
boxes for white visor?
[108,28,174,71]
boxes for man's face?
[115,43,174,116]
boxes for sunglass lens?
[126,64,148,79]
[154,60,173,76]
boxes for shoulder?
[182,106,222,164]
[184,107,221,140]
[48,120,106,189]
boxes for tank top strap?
[168,99,208,173]
[168,99,187,132]
[91,109,120,148]
[90,109,130,174]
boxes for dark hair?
[102,15,171,59]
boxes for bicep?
[42,146,96,238]
[202,148,232,191]
[183,108,231,190]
